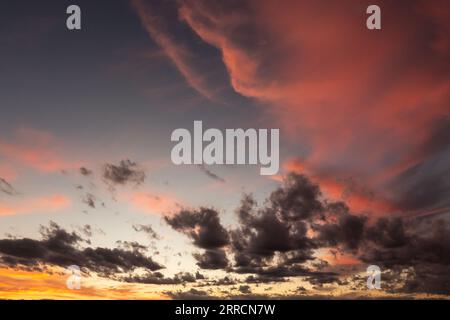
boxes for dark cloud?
[0,222,162,278]
[132,224,160,240]
[102,159,146,187]
[0,177,18,196]
[365,217,409,248]
[166,173,450,295]
[238,285,251,294]
[165,208,229,269]
[229,173,449,296]
[77,225,94,238]
[79,167,93,176]
[361,219,450,268]
[116,240,148,252]
[195,271,206,280]
[269,173,324,221]
[386,116,450,211]
[207,276,238,286]
[165,288,212,300]
[297,286,307,293]
[198,164,225,183]
[231,204,316,266]
[165,208,230,269]
[359,218,450,295]
[233,264,338,283]
[82,193,97,209]
[165,208,229,249]
[196,274,286,288]
[245,275,287,284]
[400,264,450,295]
[166,174,347,283]
[228,175,329,277]
[124,271,198,285]
[390,160,450,211]
[314,213,367,251]
[418,116,450,158]
[194,249,229,269]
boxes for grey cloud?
[103,159,146,187]
[0,222,162,278]
[0,178,18,196]
[79,167,93,176]
[165,288,212,300]
[124,271,198,285]
[166,172,450,295]
[199,164,225,183]
[194,249,229,270]
[82,193,97,209]
[132,224,160,240]
[165,208,230,249]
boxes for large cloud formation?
[133,0,450,216]
[165,173,450,295]
[165,208,230,269]
[0,174,448,296]
[0,222,162,278]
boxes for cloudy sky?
[0,0,449,299]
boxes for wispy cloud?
[126,192,182,216]
[198,164,225,183]
[0,178,18,196]
[0,127,80,173]
[132,0,217,100]
[0,194,70,216]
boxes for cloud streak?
[0,127,80,173]
[132,0,218,100]
[0,194,70,216]
[0,178,18,196]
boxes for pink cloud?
[176,0,449,212]
[0,194,71,216]
[125,192,183,216]
[0,127,81,173]
[283,158,396,216]
[0,163,17,181]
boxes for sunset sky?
[0,0,449,299]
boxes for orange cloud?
[0,267,165,300]
[126,192,182,216]
[283,158,395,216]
[0,194,70,216]
[319,250,360,266]
[177,0,449,213]
[0,127,80,173]
[0,163,17,181]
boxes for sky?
[0,0,449,299]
